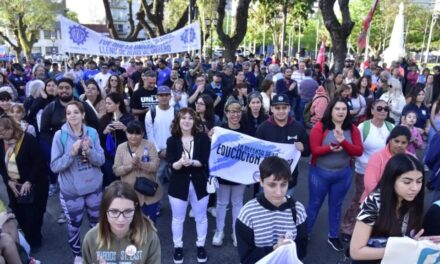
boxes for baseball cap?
[271,94,290,106]
[157,85,171,95]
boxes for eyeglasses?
[195,101,205,106]
[107,209,135,218]
[375,106,390,112]
[227,110,241,115]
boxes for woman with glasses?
[361,126,413,202]
[379,78,405,124]
[50,101,105,264]
[166,108,211,263]
[81,79,106,119]
[0,114,48,251]
[308,97,363,251]
[105,75,124,95]
[113,120,161,223]
[213,101,249,248]
[195,94,220,135]
[82,181,160,264]
[340,100,394,242]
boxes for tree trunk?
[280,4,288,60]
[216,0,252,62]
[319,0,354,73]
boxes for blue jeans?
[142,202,159,224]
[307,165,352,238]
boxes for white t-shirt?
[94,72,111,96]
[354,121,393,174]
[145,105,174,151]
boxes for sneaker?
[57,213,67,224]
[74,256,83,264]
[328,237,344,251]
[197,247,208,263]
[232,233,237,247]
[207,207,216,218]
[212,230,224,246]
[189,209,194,218]
[173,247,183,264]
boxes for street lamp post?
[50,32,56,60]
[205,17,218,58]
[424,12,439,64]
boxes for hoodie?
[310,86,330,124]
[256,116,310,187]
[50,123,105,196]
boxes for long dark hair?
[357,76,371,98]
[85,79,103,107]
[408,86,425,105]
[321,97,353,131]
[197,94,215,130]
[372,154,424,237]
[106,92,126,114]
[246,92,265,118]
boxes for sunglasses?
[375,106,390,112]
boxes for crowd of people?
[0,52,439,264]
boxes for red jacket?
[309,122,363,166]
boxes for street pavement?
[8,154,432,264]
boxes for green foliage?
[348,0,440,55]
[164,0,189,31]
[65,9,79,22]
[0,0,61,56]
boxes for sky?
[66,0,106,24]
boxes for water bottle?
[141,147,149,162]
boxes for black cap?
[271,94,290,106]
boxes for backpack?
[60,126,97,152]
[287,196,298,224]
[149,105,178,125]
[304,96,328,127]
[362,120,393,142]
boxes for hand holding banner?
[381,236,440,264]
[209,127,301,185]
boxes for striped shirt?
[237,196,307,247]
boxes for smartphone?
[330,142,340,147]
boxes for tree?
[103,0,197,41]
[216,0,252,62]
[0,0,60,59]
[319,0,355,73]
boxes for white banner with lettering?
[59,16,201,56]
[381,236,440,264]
[209,127,301,185]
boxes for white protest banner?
[59,16,201,56]
[381,236,440,264]
[209,127,301,185]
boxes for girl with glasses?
[82,181,160,264]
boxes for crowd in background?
[0,51,439,263]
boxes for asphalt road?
[1,155,432,264]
